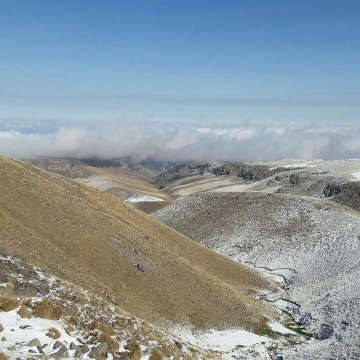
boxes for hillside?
[0,155,279,334]
[154,190,360,359]
[23,157,171,206]
[0,243,212,360]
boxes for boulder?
[79,344,90,353]
[69,342,79,351]
[93,342,109,356]
[27,338,41,347]
[51,344,68,358]
[53,341,64,349]
[314,324,334,340]
[74,349,83,358]
[36,346,45,354]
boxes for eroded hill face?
[0,155,279,333]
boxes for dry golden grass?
[45,327,61,339]
[149,348,163,360]
[0,296,19,312]
[82,320,98,332]
[125,340,141,360]
[77,165,171,201]
[17,305,32,318]
[159,343,171,358]
[33,299,64,320]
[99,323,115,336]
[99,333,119,352]
[0,155,278,331]
[67,315,78,325]
[0,352,9,360]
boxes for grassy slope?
[0,155,278,331]
[77,165,172,201]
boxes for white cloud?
[1,123,360,162]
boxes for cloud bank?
[1,123,360,162]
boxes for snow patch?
[125,194,165,203]
[170,325,270,359]
[0,308,80,359]
[351,172,360,179]
[268,321,294,335]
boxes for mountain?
[153,162,360,359]
[0,243,215,360]
[0,155,279,334]
[23,157,170,203]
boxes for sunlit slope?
[76,165,171,201]
[22,157,171,201]
[0,155,277,331]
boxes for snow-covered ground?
[170,324,297,360]
[125,194,165,202]
[0,309,85,359]
[351,171,360,179]
[0,249,215,360]
[154,191,360,359]
[78,175,117,191]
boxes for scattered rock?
[27,338,41,347]
[53,341,64,349]
[69,342,79,351]
[1,336,6,342]
[74,349,83,358]
[36,346,45,354]
[314,324,334,340]
[79,344,89,353]
[0,324,3,332]
[174,340,182,349]
[135,263,145,272]
[51,344,67,358]
[323,182,342,197]
[91,342,109,357]
[20,324,31,329]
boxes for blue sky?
[1,0,360,127]
[1,1,360,162]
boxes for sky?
[1,0,360,161]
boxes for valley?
[1,156,360,359]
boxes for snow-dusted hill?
[154,191,360,359]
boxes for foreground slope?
[0,155,277,331]
[0,243,211,360]
[154,191,360,358]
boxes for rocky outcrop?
[211,163,291,181]
[323,181,360,211]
